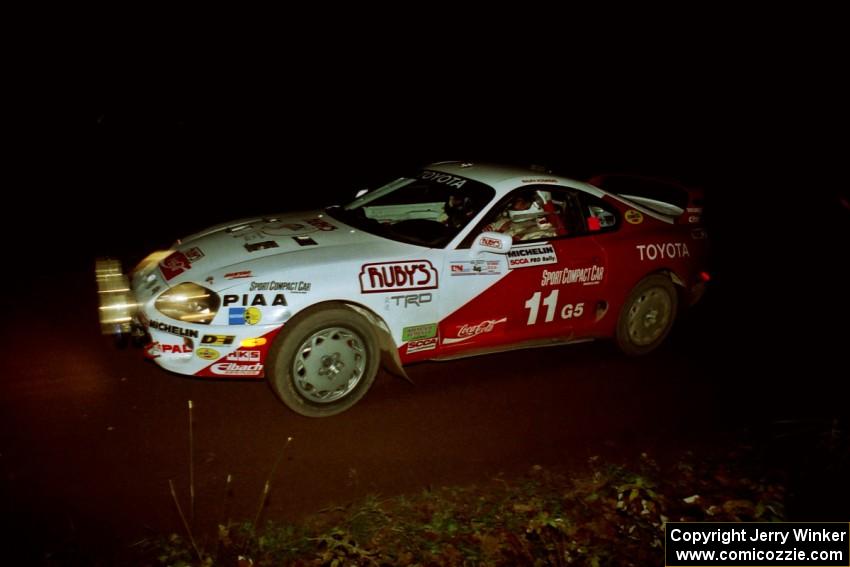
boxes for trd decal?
[385,293,432,309]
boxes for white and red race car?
[97,162,709,417]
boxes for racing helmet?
[507,197,544,221]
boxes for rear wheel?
[615,274,678,355]
[267,306,380,417]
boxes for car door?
[438,185,608,355]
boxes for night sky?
[2,21,848,563]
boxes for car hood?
[154,210,397,287]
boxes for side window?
[582,194,620,232]
[462,185,589,247]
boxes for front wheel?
[267,306,380,417]
[615,274,678,355]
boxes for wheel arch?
[283,299,411,383]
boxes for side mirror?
[586,216,601,231]
[471,231,511,255]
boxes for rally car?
[96,162,709,417]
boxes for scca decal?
[222,294,287,306]
[407,337,438,354]
[359,261,438,293]
[507,244,557,269]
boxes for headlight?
[155,282,220,324]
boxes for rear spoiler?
[588,174,704,225]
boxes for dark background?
[3,21,848,562]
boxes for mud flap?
[345,303,414,385]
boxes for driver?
[485,193,557,241]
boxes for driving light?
[155,282,220,324]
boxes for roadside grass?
[138,446,786,566]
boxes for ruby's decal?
[359,260,438,293]
[636,242,690,261]
[407,337,439,354]
[507,244,557,269]
[443,317,507,345]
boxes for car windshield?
[326,170,495,247]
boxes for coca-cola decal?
[359,260,439,294]
[443,317,507,345]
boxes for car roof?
[426,161,606,199]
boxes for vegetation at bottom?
[138,446,787,566]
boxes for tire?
[615,274,678,356]
[267,305,380,417]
